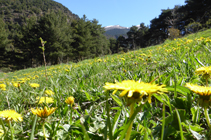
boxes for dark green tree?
[0,18,10,68]
[116,35,127,52]
[89,19,110,56]
[136,23,149,48]
[108,38,117,54]
[127,26,139,50]
[71,15,93,61]
[37,11,73,64]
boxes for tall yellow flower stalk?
[65,96,75,124]
[195,66,211,86]
[185,83,211,129]
[0,84,6,91]
[185,66,211,130]
[0,110,23,140]
[31,107,57,140]
[104,80,167,140]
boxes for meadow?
[1,29,211,139]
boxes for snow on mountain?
[104,25,129,31]
[104,25,140,31]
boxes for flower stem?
[125,102,135,140]
[42,122,47,140]
[204,107,211,130]
[8,121,14,140]
[70,107,72,125]
[206,78,208,87]
[0,119,6,135]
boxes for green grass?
[1,29,211,139]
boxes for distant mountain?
[104,25,129,31]
[104,25,140,39]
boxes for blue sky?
[54,0,186,27]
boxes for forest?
[0,0,211,71]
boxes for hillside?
[0,0,79,28]
[1,28,211,139]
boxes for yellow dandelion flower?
[0,110,23,122]
[195,66,211,78]
[36,97,54,104]
[45,90,55,96]
[121,58,125,61]
[0,84,6,90]
[185,83,211,97]
[104,80,167,103]
[31,107,57,118]
[97,59,102,62]
[65,69,70,72]
[13,83,20,88]
[29,83,40,88]
[185,83,211,107]
[65,96,75,106]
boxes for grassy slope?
[0,29,211,139]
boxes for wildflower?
[121,58,125,61]
[13,82,20,88]
[0,84,6,90]
[97,59,102,62]
[36,97,54,104]
[104,80,167,103]
[185,83,211,107]
[195,66,211,79]
[0,110,23,122]
[29,83,40,88]
[31,107,57,118]
[65,96,75,106]
[185,83,211,97]
[45,90,55,96]
[65,69,70,72]
[186,39,193,44]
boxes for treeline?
[113,0,211,51]
[0,12,110,70]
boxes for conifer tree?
[0,18,10,68]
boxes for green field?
[1,29,211,139]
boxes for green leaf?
[177,77,184,85]
[143,129,149,140]
[119,104,144,140]
[30,115,37,140]
[81,123,90,140]
[174,97,187,110]
[111,94,122,107]
[62,106,69,116]
[189,126,204,140]
[175,109,184,140]
[191,107,200,123]
[161,103,165,140]
[82,90,91,101]
[112,110,121,135]
[189,125,204,132]
[166,86,190,96]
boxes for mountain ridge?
[0,0,79,27]
[104,25,140,39]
